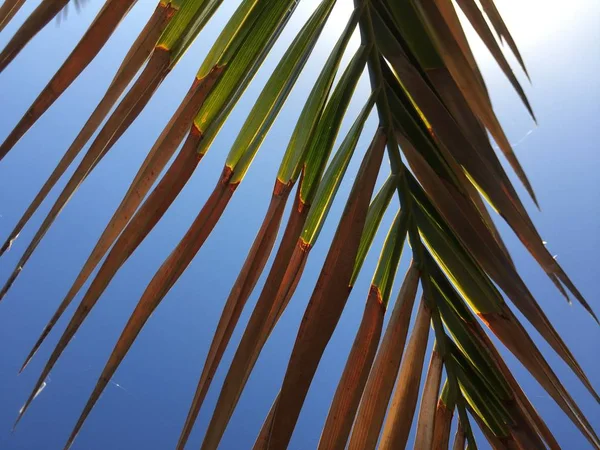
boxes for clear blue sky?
[0,1,598,449]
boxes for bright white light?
[462,0,596,58]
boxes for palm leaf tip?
[0,235,17,257]
[0,0,138,160]
[64,171,237,448]
[0,0,179,261]
[15,58,225,373]
[0,0,70,73]
[0,46,172,300]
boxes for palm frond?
[0,0,597,448]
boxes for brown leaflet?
[452,419,465,450]
[379,297,432,450]
[318,286,385,450]
[424,67,517,207]
[0,0,138,159]
[422,69,593,313]
[425,66,521,211]
[15,130,217,427]
[47,68,221,315]
[489,356,560,449]
[176,182,291,450]
[469,408,508,450]
[414,0,538,205]
[348,264,420,450]
[426,0,490,103]
[401,136,597,402]
[453,0,534,119]
[477,0,529,78]
[253,393,279,450]
[64,166,238,449]
[458,303,561,449]
[468,401,529,450]
[380,84,513,267]
[271,240,310,328]
[16,131,202,420]
[511,389,560,450]
[0,0,70,72]
[0,0,26,32]
[0,46,173,301]
[424,71,558,297]
[480,306,600,448]
[201,190,310,450]
[398,131,514,287]
[264,128,386,450]
[19,67,223,372]
[411,59,589,315]
[467,182,515,268]
[370,14,513,266]
[0,1,177,257]
[414,345,443,450]
[432,398,454,450]
[508,406,546,450]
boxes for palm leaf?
[0,0,26,33]
[413,341,443,449]
[379,295,431,449]
[0,0,72,72]
[0,0,597,448]
[0,1,178,257]
[348,264,420,450]
[262,126,386,449]
[0,0,138,158]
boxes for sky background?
[0,0,598,449]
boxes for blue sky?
[0,0,598,449]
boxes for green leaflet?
[195,0,263,79]
[192,0,299,155]
[157,0,207,50]
[381,68,462,191]
[408,174,502,315]
[350,174,398,286]
[382,0,442,70]
[371,208,409,307]
[157,0,227,67]
[170,0,228,65]
[451,347,512,438]
[439,379,456,409]
[456,402,480,450]
[299,44,370,204]
[428,259,511,400]
[276,6,362,184]
[300,93,375,244]
[225,0,338,185]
